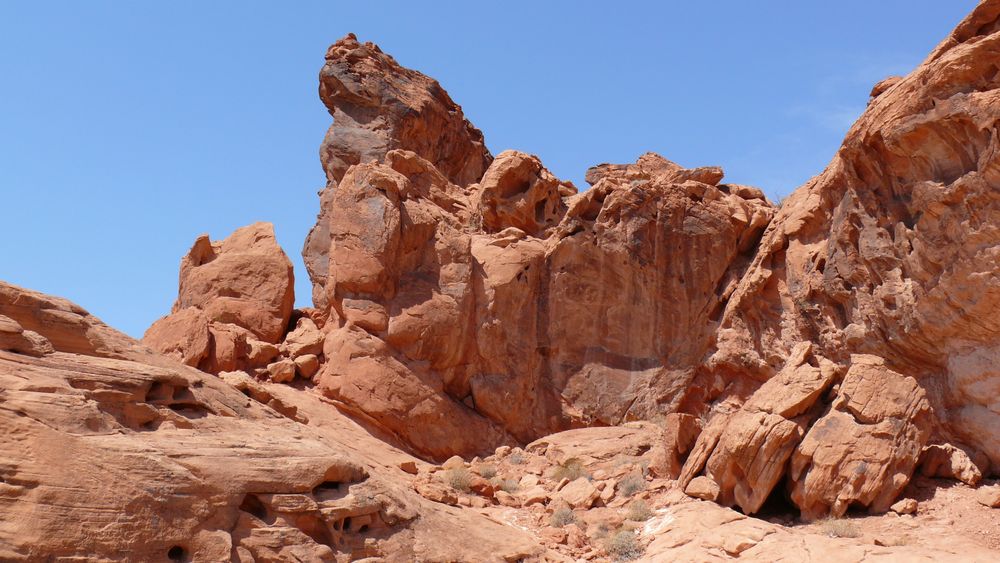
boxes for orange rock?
[685,476,720,501]
[790,355,932,519]
[144,223,294,374]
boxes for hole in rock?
[312,481,342,498]
[753,485,799,522]
[239,494,267,520]
[167,404,209,419]
[146,382,173,402]
[342,516,352,532]
[357,524,369,534]
[534,199,547,224]
[167,545,186,561]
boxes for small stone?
[556,478,599,509]
[266,359,296,383]
[521,486,548,506]
[890,498,918,515]
[976,486,1000,508]
[398,460,418,475]
[496,490,520,507]
[685,476,720,501]
[293,354,320,379]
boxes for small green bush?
[606,530,644,561]
[549,507,577,528]
[626,500,653,522]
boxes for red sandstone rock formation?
[0,281,551,561]
[676,0,1000,519]
[129,0,1000,524]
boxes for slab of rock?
[556,478,600,509]
[0,313,53,357]
[680,343,838,514]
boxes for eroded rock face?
[306,143,772,458]
[304,33,493,309]
[705,0,1000,472]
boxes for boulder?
[293,354,320,379]
[144,223,295,373]
[283,317,323,358]
[680,343,838,514]
[789,356,932,519]
[267,359,297,384]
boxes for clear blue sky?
[0,1,978,337]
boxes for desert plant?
[508,451,526,465]
[445,468,471,492]
[493,477,519,493]
[477,464,497,480]
[605,529,644,561]
[625,500,653,522]
[819,517,861,539]
[549,507,577,528]
[617,472,647,497]
[553,457,587,481]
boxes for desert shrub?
[618,472,647,497]
[445,468,471,492]
[553,458,587,481]
[508,451,526,465]
[477,464,497,479]
[605,529,644,561]
[494,477,519,493]
[625,500,653,522]
[819,517,861,539]
[549,507,577,528]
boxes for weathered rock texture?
[308,151,772,458]
[677,0,1000,518]
[0,282,550,561]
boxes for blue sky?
[0,1,978,337]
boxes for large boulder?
[144,222,294,372]
[790,355,932,519]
